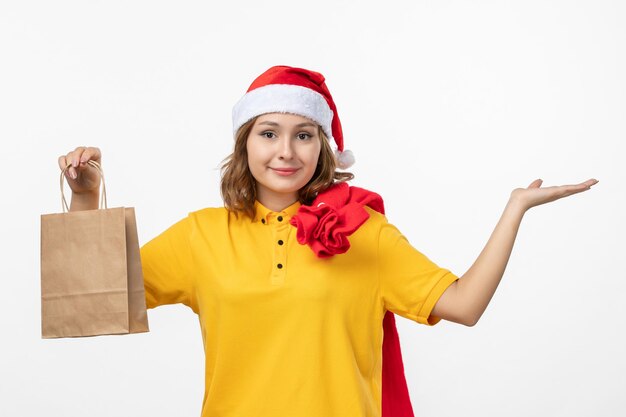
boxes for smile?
[270,167,300,176]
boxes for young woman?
[58,65,597,417]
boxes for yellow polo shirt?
[140,200,458,417]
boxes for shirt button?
[277,263,283,269]
[277,216,283,222]
[261,218,266,224]
[278,239,284,245]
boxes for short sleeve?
[378,219,458,325]
[140,216,196,311]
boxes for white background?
[1,0,624,416]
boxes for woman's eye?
[297,133,311,140]
[262,132,275,139]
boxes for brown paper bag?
[40,160,149,338]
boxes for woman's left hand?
[510,178,599,212]
[434,177,599,326]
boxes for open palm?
[511,178,598,211]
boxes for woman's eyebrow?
[257,121,317,128]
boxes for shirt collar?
[253,200,302,224]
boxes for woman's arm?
[431,178,598,327]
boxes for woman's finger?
[583,178,599,188]
[57,155,69,172]
[73,146,89,167]
[72,150,85,178]
[547,179,598,201]
[62,151,79,179]
[70,149,79,168]
[78,147,101,167]
[58,155,73,180]
[563,179,598,196]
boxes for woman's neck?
[256,193,299,212]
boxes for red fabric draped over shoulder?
[290,182,415,417]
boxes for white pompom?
[334,148,355,169]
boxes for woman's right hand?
[57,146,102,195]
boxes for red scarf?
[290,182,415,417]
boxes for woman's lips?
[271,167,299,176]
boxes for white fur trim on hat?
[232,84,335,142]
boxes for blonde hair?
[220,116,354,218]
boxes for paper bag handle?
[60,160,108,212]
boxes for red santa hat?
[232,65,355,169]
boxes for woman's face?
[246,112,322,208]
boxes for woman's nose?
[278,137,294,159]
